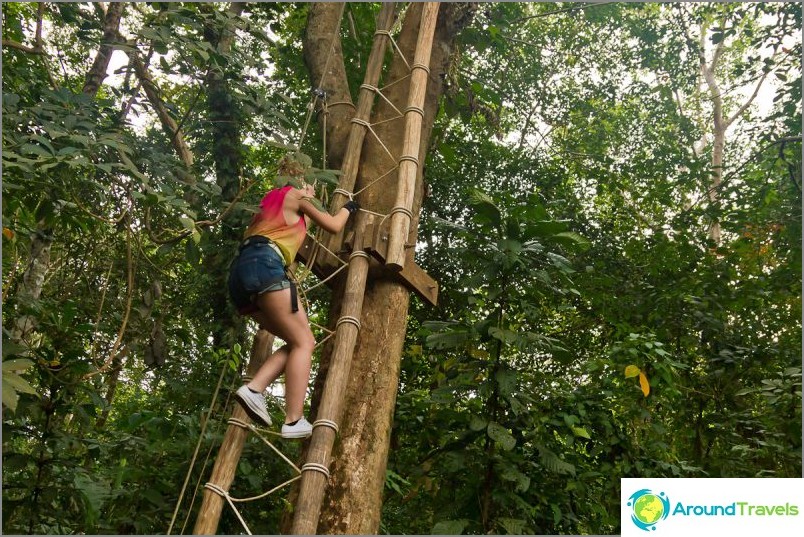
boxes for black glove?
[343,200,360,215]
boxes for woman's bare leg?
[252,287,315,423]
[245,338,289,392]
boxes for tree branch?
[724,69,769,129]
[125,43,195,168]
[1,39,43,54]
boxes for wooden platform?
[295,216,438,307]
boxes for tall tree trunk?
[296,3,476,533]
[201,2,248,347]
[10,3,126,346]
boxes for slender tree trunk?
[11,3,127,346]
[201,2,248,347]
[82,2,125,95]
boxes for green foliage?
[2,2,800,536]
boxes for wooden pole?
[385,2,439,271]
[323,3,397,260]
[290,217,371,535]
[192,330,273,535]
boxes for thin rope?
[351,118,397,163]
[354,164,399,197]
[306,230,349,266]
[296,2,347,152]
[317,100,355,112]
[178,374,241,535]
[167,361,229,535]
[203,483,253,535]
[380,72,412,93]
[361,83,404,118]
[374,29,410,70]
[303,262,349,293]
[370,114,406,129]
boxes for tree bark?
[296,3,477,533]
[128,52,195,168]
[303,2,354,170]
[82,2,125,96]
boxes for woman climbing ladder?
[228,156,359,438]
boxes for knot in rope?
[333,188,353,200]
[360,83,379,93]
[351,117,371,128]
[204,482,229,498]
[301,463,331,478]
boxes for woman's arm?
[285,187,351,233]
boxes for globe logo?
[627,489,670,531]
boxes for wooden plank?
[295,234,342,280]
[366,219,438,306]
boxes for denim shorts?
[228,240,291,314]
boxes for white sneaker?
[234,385,272,426]
[281,417,313,439]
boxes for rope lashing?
[204,483,253,535]
[302,463,331,479]
[228,417,249,429]
[404,105,425,117]
[350,117,371,129]
[204,482,229,497]
[336,315,362,330]
[349,249,370,260]
[390,206,414,219]
[333,188,353,199]
[374,29,410,70]
[350,118,397,163]
[411,62,431,76]
[398,154,420,166]
[313,419,340,433]
[360,83,404,117]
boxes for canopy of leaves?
[2,2,800,536]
